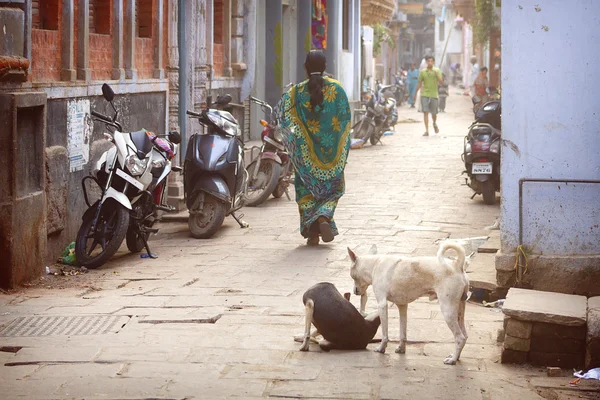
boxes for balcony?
[361,0,396,25]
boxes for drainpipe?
[178,0,188,158]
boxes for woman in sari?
[279,51,351,245]
[407,63,419,108]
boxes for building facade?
[496,0,600,296]
[1,0,169,288]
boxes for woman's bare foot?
[318,217,334,243]
[307,234,320,246]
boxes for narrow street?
[0,94,551,399]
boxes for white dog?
[348,242,469,365]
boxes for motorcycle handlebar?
[91,110,111,121]
[186,110,202,117]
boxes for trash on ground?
[140,253,158,259]
[574,368,600,380]
[350,138,365,149]
[383,131,395,136]
[57,242,78,266]
[45,264,88,277]
[482,299,505,308]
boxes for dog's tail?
[438,241,466,273]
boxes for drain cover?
[0,315,130,337]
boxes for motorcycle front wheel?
[75,201,130,269]
[245,159,282,206]
[370,129,383,145]
[188,194,226,239]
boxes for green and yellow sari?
[278,77,351,238]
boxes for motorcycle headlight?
[126,154,149,176]
[152,159,166,168]
[490,140,501,153]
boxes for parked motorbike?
[462,98,502,205]
[76,83,181,268]
[184,94,249,238]
[245,96,293,206]
[393,74,406,106]
[352,87,398,146]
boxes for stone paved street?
[0,94,559,399]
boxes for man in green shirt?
[412,56,444,136]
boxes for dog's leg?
[458,299,468,341]
[395,304,408,354]
[360,293,368,316]
[375,300,388,353]
[299,299,314,351]
[439,300,467,365]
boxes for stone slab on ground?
[586,296,600,368]
[502,288,587,326]
[478,235,500,253]
[466,252,497,291]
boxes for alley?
[0,94,553,399]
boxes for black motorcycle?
[462,98,502,205]
[352,87,398,146]
[184,95,249,238]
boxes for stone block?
[530,336,585,355]
[589,296,600,311]
[0,8,25,57]
[496,270,516,288]
[586,307,600,368]
[504,335,530,352]
[497,328,505,343]
[532,322,587,340]
[506,318,533,339]
[546,367,562,377]
[501,347,528,364]
[502,288,587,326]
[495,252,515,272]
[529,351,584,369]
[45,146,68,235]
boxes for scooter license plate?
[472,162,493,174]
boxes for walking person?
[469,56,480,97]
[278,50,352,246]
[438,73,449,113]
[412,55,444,136]
[473,66,489,112]
[407,63,419,108]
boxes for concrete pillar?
[125,0,137,79]
[296,0,311,82]
[112,0,125,80]
[77,0,91,80]
[324,0,339,77]
[265,0,282,106]
[223,0,233,76]
[230,0,246,71]
[61,0,76,81]
[24,0,32,72]
[153,0,165,79]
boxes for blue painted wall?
[501,0,600,254]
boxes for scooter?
[245,96,293,206]
[184,94,249,238]
[462,98,502,205]
[352,87,397,146]
[77,83,181,268]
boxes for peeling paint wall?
[501,0,600,255]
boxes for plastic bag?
[574,368,600,380]
[58,242,78,266]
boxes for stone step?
[502,288,587,326]
[466,252,497,291]
[477,235,500,254]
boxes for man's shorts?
[421,96,439,115]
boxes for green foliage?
[372,24,395,57]
[472,0,497,47]
[274,22,283,89]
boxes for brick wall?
[29,0,168,83]
[213,44,224,77]
[214,0,224,44]
[32,0,60,30]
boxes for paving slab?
[502,288,587,326]
[466,252,498,291]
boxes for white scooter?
[76,83,181,269]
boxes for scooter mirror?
[217,94,233,105]
[102,83,115,102]
[168,131,181,144]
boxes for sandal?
[433,123,439,134]
[318,217,334,243]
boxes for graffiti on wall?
[67,99,93,172]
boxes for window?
[342,0,350,50]
[91,0,111,35]
[137,0,153,38]
[32,0,59,30]
[213,0,224,44]
[439,20,445,42]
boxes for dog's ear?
[347,247,357,262]
[368,244,378,255]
